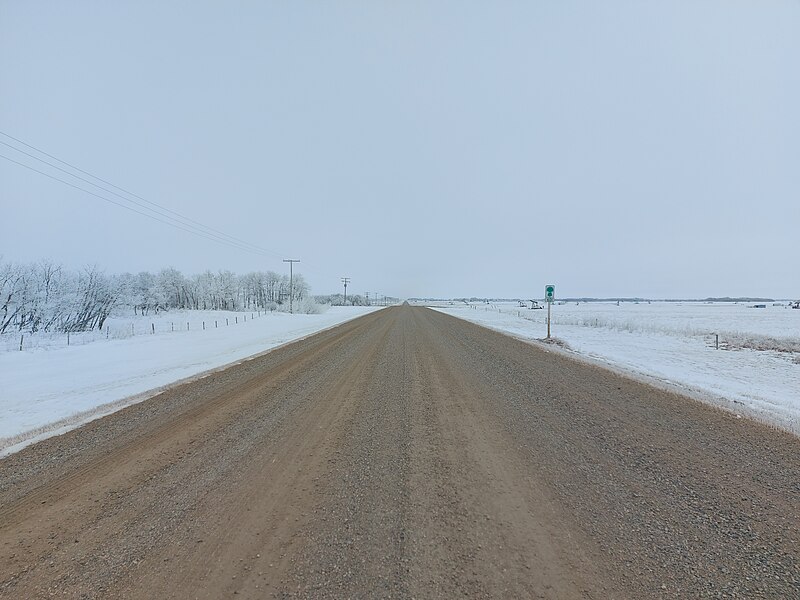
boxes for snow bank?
[0,307,379,456]
[432,302,800,434]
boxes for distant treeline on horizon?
[410,297,782,303]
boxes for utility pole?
[341,277,350,306]
[283,259,300,314]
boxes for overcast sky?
[1,2,798,299]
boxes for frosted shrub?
[292,297,327,315]
[722,333,800,354]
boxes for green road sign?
[545,284,555,303]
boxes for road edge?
[430,307,799,438]
[0,308,386,458]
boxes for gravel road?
[1,306,797,599]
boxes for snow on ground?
[431,301,800,434]
[0,307,380,456]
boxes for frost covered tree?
[61,266,119,331]
[0,260,121,333]
[290,273,310,303]
[128,271,164,315]
[0,260,26,334]
[157,267,188,309]
[317,293,366,306]
[0,259,324,334]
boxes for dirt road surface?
[1,306,798,599]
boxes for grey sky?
[1,1,798,299]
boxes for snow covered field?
[3,301,797,457]
[0,306,380,456]
[432,301,800,433]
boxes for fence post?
[715,334,719,350]
[226,318,229,326]
[152,323,155,334]
[215,320,218,328]
[187,322,190,331]
[203,321,205,330]
[67,332,70,346]
[19,334,23,351]
[235,316,238,324]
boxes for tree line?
[0,260,312,334]
[314,293,369,307]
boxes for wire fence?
[467,303,800,357]
[2,309,276,353]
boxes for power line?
[0,140,236,246]
[0,152,282,258]
[0,132,282,257]
[0,130,342,281]
[0,131,286,259]
[0,131,277,254]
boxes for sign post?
[545,284,555,339]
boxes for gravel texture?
[0,305,797,599]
